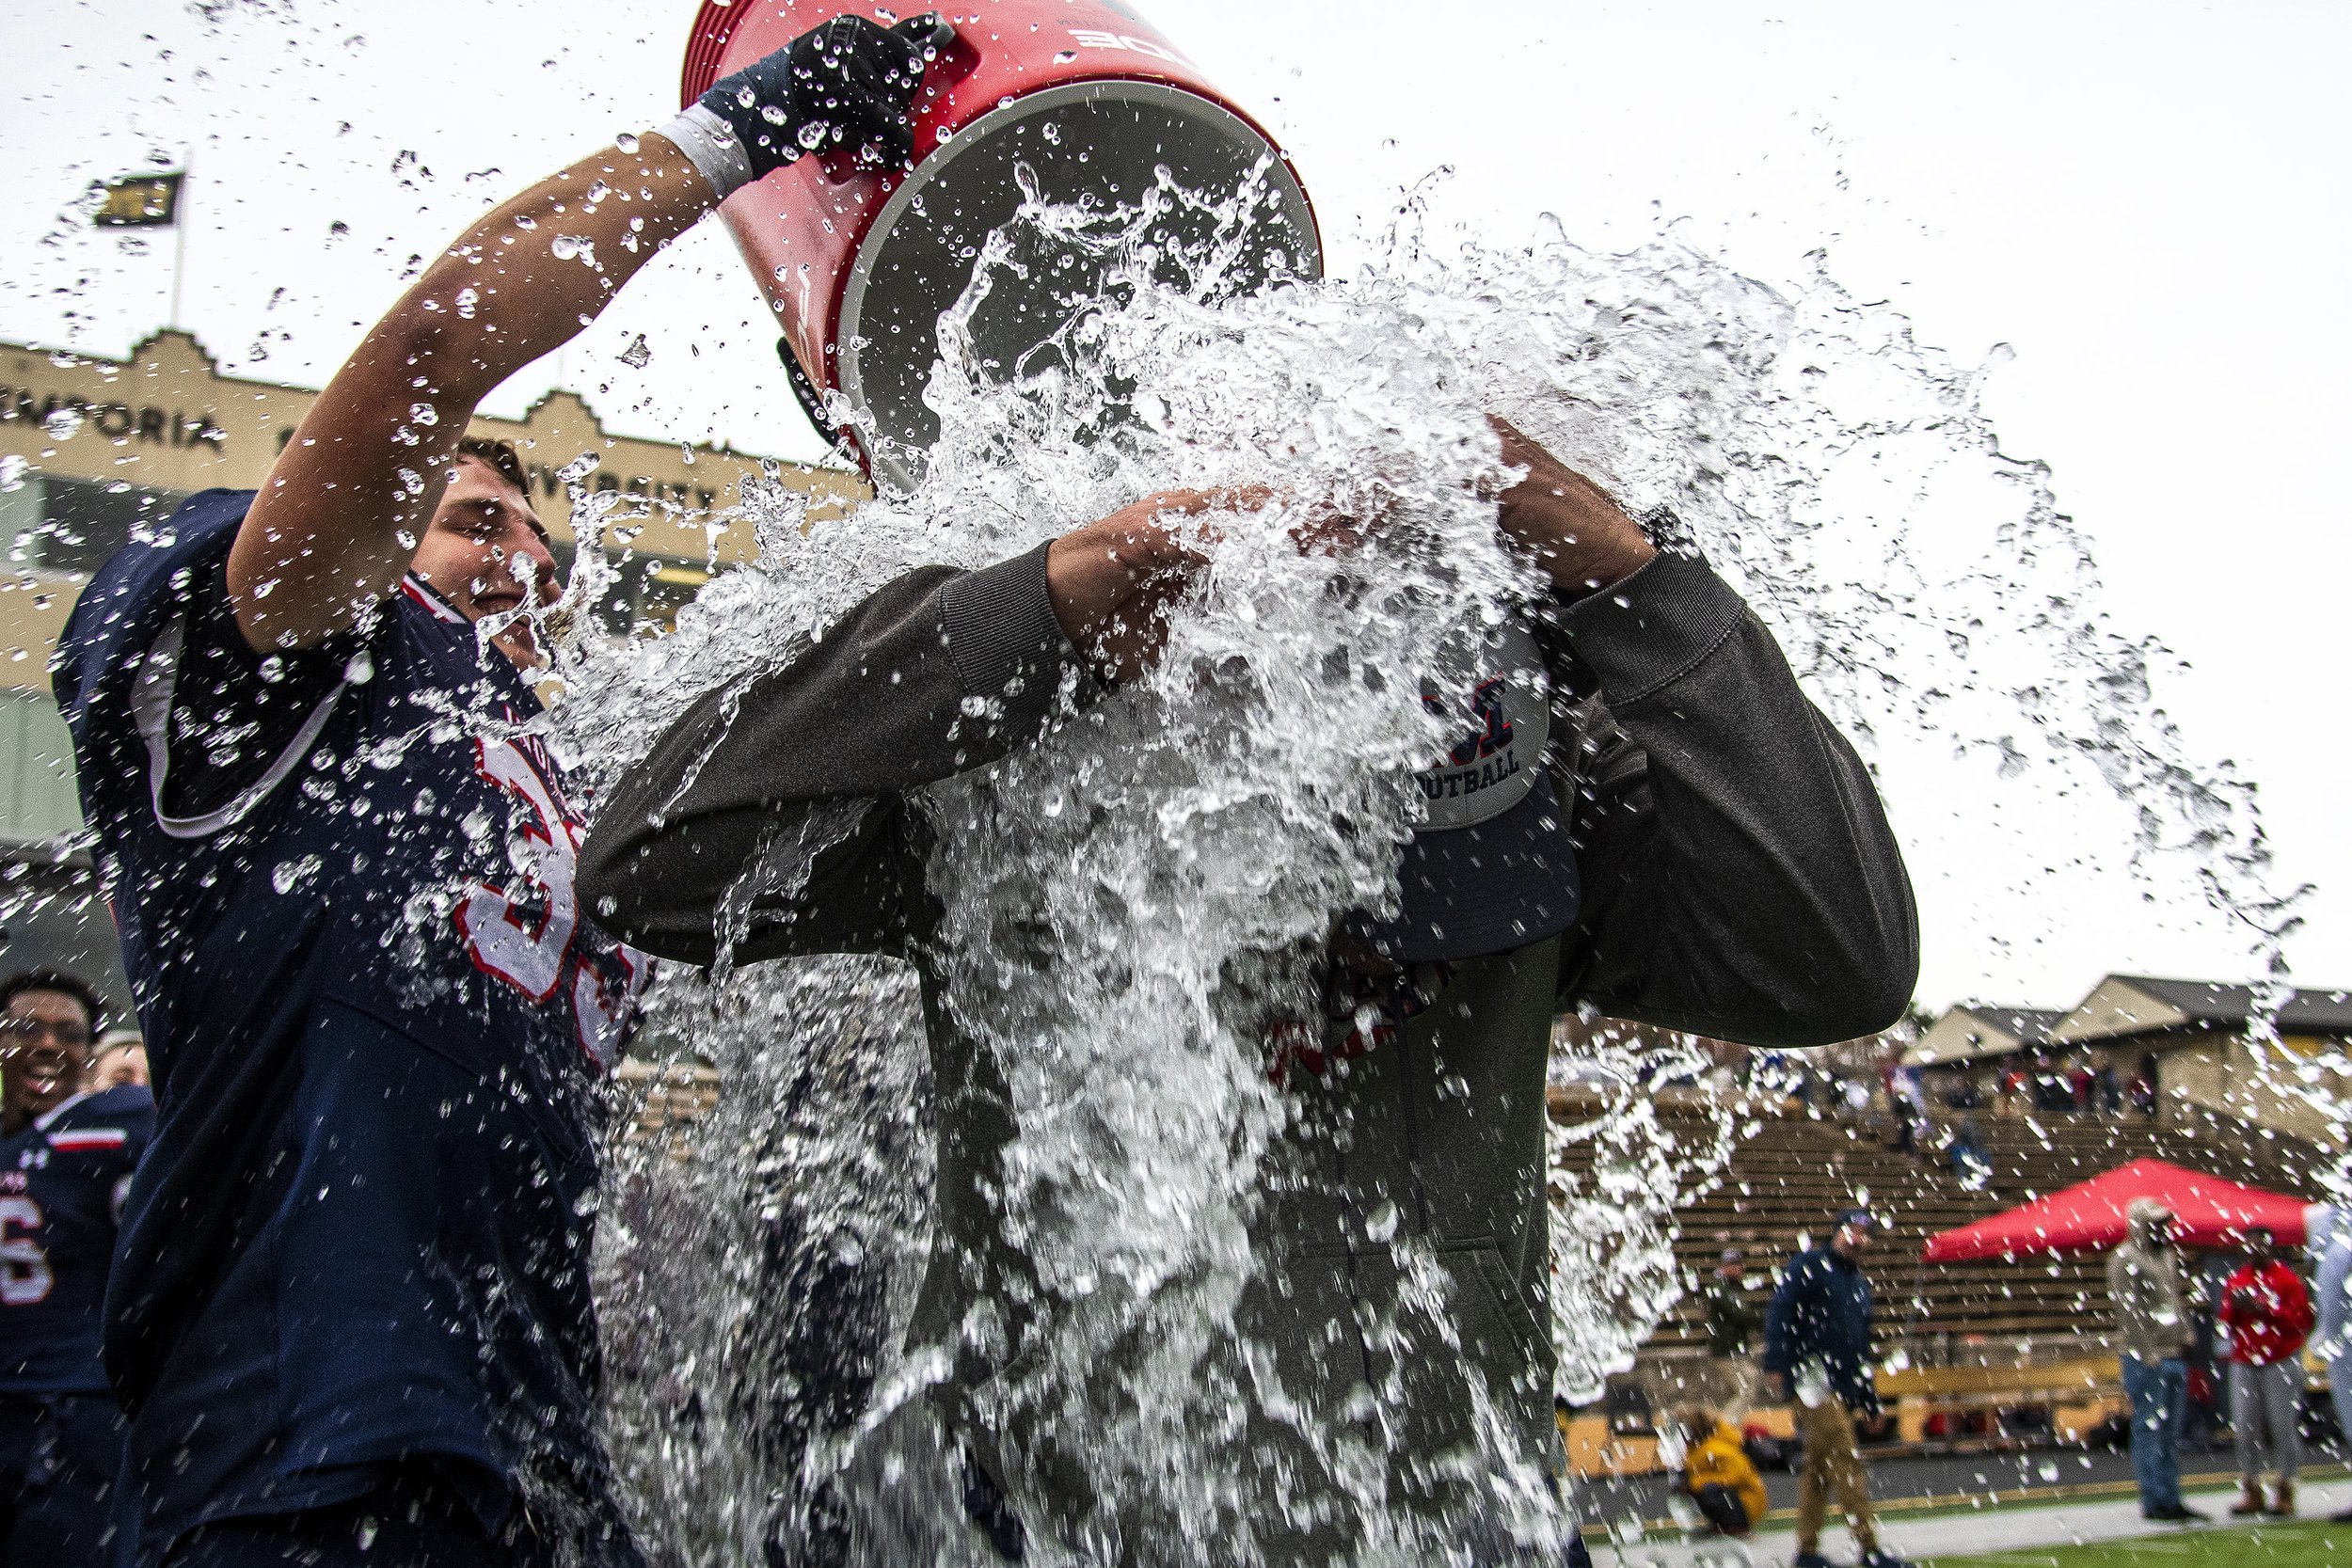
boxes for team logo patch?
[1413,622,1550,832]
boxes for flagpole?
[167,159,190,331]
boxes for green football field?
[1922,1520,2348,1568]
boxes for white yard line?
[1597,1479,2352,1568]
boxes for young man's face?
[409,456,562,667]
[1833,1222,1872,1258]
[2,989,94,1123]
[88,1043,149,1090]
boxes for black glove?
[699,14,955,178]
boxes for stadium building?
[0,327,861,1007]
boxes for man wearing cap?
[2106,1197,2204,1522]
[1761,1211,1910,1568]
[581,424,1917,1557]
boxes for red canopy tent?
[1920,1158,2312,1263]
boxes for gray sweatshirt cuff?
[937,541,1097,737]
[1559,550,1750,708]
[656,104,755,200]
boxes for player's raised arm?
[228,145,709,652]
[229,13,955,654]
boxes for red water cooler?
[679,1,1321,488]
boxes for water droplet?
[42,406,81,440]
[1364,1200,1399,1243]
[615,131,641,154]
[272,854,322,895]
[618,334,651,370]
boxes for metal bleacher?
[1549,1091,2330,1357]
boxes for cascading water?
[521,171,2322,1565]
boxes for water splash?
[542,171,2316,1564]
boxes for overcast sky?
[4,0,2345,1013]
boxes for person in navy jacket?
[0,970,152,1568]
[1762,1210,1911,1568]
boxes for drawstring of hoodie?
[1266,958,1454,1082]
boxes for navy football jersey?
[0,1085,154,1396]
[53,492,650,1563]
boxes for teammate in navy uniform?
[0,970,151,1568]
[52,16,951,1566]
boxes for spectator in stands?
[1945,1116,1991,1191]
[2106,1197,2204,1522]
[2216,1226,2313,1516]
[1995,1062,2025,1117]
[1762,1210,1912,1568]
[84,1029,148,1090]
[1668,1404,1769,1540]
[2029,1053,2069,1114]
[1703,1249,1764,1418]
[1883,1064,1926,1156]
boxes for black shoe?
[2332,1504,2352,1524]
[2145,1504,2207,1523]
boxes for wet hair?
[452,436,554,554]
[0,970,105,1036]
[455,436,530,498]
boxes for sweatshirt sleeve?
[578,543,1096,967]
[1549,551,1919,1048]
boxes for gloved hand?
[700,13,956,178]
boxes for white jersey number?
[0,1196,51,1307]
[455,738,581,1003]
[453,737,651,1067]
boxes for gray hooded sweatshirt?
[2108,1208,2193,1363]
[580,543,1916,1550]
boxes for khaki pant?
[1794,1397,1879,1554]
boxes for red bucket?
[679,1,1322,488]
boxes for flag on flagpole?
[94,171,184,228]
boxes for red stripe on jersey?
[401,577,468,624]
[47,1129,128,1151]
